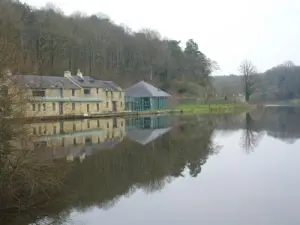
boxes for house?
[65,70,124,113]
[14,70,124,118]
[124,81,170,112]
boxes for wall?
[24,87,125,117]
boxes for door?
[59,103,63,115]
[112,101,117,112]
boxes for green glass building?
[125,81,170,111]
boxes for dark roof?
[125,81,170,98]
[15,75,80,89]
[70,76,121,91]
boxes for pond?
[1,107,300,225]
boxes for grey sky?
[22,0,300,75]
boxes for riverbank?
[175,103,251,114]
[17,103,251,122]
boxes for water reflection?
[240,113,263,153]
[126,116,173,145]
[29,118,126,162]
[2,108,300,224]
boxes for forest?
[1,0,300,102]
[0,0,217,92]
[213,61,300,103]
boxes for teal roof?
[32,97,104,102]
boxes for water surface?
[3,107,300,225]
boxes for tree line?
[212,61,300,103]
[0,0,217,91]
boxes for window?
[43,104,46,111]
[97,88,99,94]
[98,137,100,143]
[85,137,92,145]
[121,121,123,127]
[106,102,108,108]
[87,121,90,128]
[107,122,109,128]
[72,89,75,96]
[84,89,91,95]
[72,103,75,110]
[32,127,36,135]
[61,138,65,147]
[97,120,100,128]
[32,104,36,111]
[87,104,89,112]
[113,117,117,128]
[39,126,42,134]
[52,103,56,111]
[53,126,57,134]
[32,90,45,97]
[38,104,41,111]
[0,87,8,97]
[73,123,76,131]
[97,103,100,112]
[111,91,113,98]
[121,102,123,108]
[73,137,77,145]
[106,91,108,98]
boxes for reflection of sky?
[68,130,300,225]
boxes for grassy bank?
[175,103,251,114]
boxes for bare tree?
[239,60,257,102]
[240,113,263,153]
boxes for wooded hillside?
[0,0,217,91]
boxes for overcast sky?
[22,0,300,75]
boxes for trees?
[0,0,215,92]
[239,60,257,102]
[184,39,213,86]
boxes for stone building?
[14,70,124,118]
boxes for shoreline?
[9,104,252,123]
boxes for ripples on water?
[1,107,300,225]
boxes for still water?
[2,107,300,225]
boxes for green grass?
[175,103,251,114]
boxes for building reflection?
[27,117,126,162]
[22,115,174,162]
[126,115,173,145]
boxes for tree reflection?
[4,117,219,225]
[0,120,67,225]
[240,113,263,153]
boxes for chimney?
[64,71,71,78]
[77,69,83,79]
